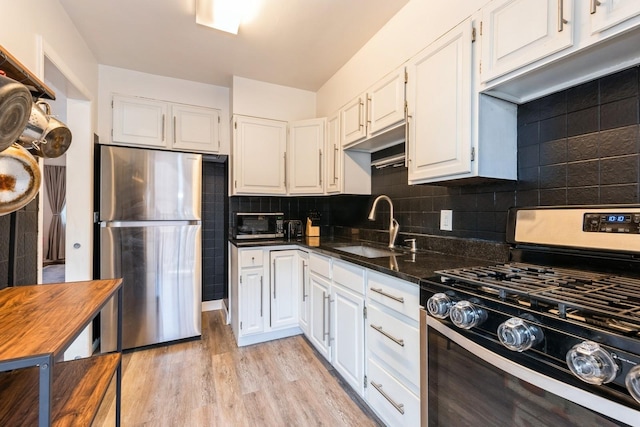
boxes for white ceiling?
[59,0,409,91]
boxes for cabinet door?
[298,252,310,336]
[367,68,406,137]
[239,268,264,336]
[309,273,332,361]
[233,115,287,195]
[481,0,574,83]
[332,284,365,397]
[325,114,341,194]
[270,250,299,330]
[112,95,167,148]
[171,105,220,153]
[407,19,473,183]
[341,95,367,147]
[590,0,640,33]
[288,118,325,195]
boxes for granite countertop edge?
[230,235,506,286]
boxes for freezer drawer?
[100,222,202,351]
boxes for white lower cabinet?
[366,358,421,426]
[270,250,299,330]
[365,271,420,426]
[332,260,366,397]
[230,245,302,346]
[309,272,332,361]
[298,251,310,336]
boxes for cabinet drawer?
[309,252,331,279]
[332,259,365,295]
[366,358,420,427]
[367,303,420,392]
[240,249,264,267]
[367,271,419,321]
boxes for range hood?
[344,123,405,153]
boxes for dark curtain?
[44,165,65,261]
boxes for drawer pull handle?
[370,287,405,303]
[370,324,405,347]
[371,381,405,415]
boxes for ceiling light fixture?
[195,0,260,35]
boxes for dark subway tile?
[567,106,598,137]
[567,79,599,112]
[540,115,567,143]
[538,90,567,120]
[600,155,638,185]
[600,184,638,204]
[515,190,539,207]
[567,160,599,187]
[567,187,599,205]
[518,101,540,126]
[476,193,495,211]
[455,212,478,231]
[495,191,516,210]
[600,97,639,131]
[567,133,599,162]
[539,164,567,189]
[539,138,567,165]
[518,144,539,168]
[477,212,495,232]
[600,67,639,104]
[598,125,639,158]
[539,188,567,205]
[517,167,539,190]
[517,122,539,147]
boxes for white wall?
[317,0,488,116]
[232,76,316,121]
[98,65,231,154]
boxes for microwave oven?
[234,212,284,239]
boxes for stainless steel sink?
[334,245,401,258]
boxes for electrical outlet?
[440,210,453,231]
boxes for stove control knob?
[449,301,487,330]
[426,293,454,319]
[626,365,640,404]
[497,318,544,352]
[566,341,618,385]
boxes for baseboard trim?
[201,300,223,312]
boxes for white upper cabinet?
[325,114,342,194]
[112,95,167,148]
[367,68,406,137]
[232,115,287,195]
[480,0,575,83]
[341,96,367,146]
[407,17,517,184]
[341,67,406,152]
[589,0,640,34]
[288,118,326,195]
[112,94,221,153]
[407,19,473,182]
[171,104,220,153]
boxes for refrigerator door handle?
[101,220,201,227]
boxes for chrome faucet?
[368,195,399,249]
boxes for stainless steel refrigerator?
[99,145,202,351]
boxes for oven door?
[420,310,637,427]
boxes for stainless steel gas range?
[420,206,640,427]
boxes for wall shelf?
[0,44,56,100]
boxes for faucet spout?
[368,195,399,249]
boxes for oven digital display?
[584,212,640,233]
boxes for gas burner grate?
[436,263,640,328]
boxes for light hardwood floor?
[94,310,382,426]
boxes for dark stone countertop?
[230,235,501,285]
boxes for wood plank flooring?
[94,310,382,426]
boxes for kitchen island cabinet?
[0,279,123,426]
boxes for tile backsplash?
[231,65,640,244]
